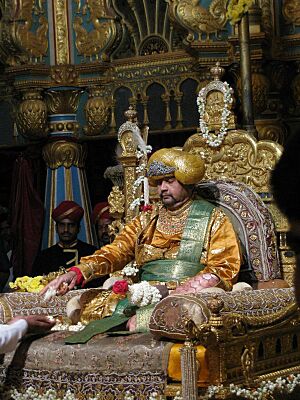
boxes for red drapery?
[10,155,44,278]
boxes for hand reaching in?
[40,271,77,297]
[8,315,55,334]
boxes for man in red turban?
[31,201,97,278]
[91,202,114,247]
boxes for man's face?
[56,218,79,245]
[156,177,191,210]
[97,217,112,246]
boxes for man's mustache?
[160,193,175,201]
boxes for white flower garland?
[7,375,300,400]
[197,81,233,148]
[205,374,300,399]
[130,144,152,210]
[128,281,162,307]
[122,264,139,277]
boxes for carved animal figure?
[170,0,227,41]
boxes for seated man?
[32,200,97,277]
[91,202,114,247]
[42,148,241,331]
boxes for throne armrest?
[149,287,296,340]
[0,290,86,323]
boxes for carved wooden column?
[42,89,97,248]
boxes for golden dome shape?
[146,148,205,186]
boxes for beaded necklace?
[156,200,192,235]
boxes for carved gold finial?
[124,106,138,122]
[210,62,225,81]
[207,295,224,315]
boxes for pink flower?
[140,204,152,212]
[112,280,129,295]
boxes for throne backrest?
[196,179,281,284]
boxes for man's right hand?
[40,271,77,296]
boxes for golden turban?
[146,148,205,186]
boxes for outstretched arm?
[0,315,55,354]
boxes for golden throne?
[0,68,300,400]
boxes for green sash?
[141,199,215,283]
[65,199,215,343]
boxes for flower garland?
[226,0,255,25]
[197,81,233,148]
[6,374,300,399]
[128,281,162,307]
[205,374,300,399]
[129,143,152,210]
[122,264,139,277]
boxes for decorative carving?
[168,0,228,42]
[50,65,79,86]
[260,0,273,37]
[197,63,236,147]
[45,89,83,115]
[139,35,169,56]
[42,140,87,169]
[241,344,255,386]
[84,87,110,136]
[73,0,119,60]
[0,0,48,65]
[108,186,125,218]
[282,0,300,27]
[53,0,70,64]
[183,130,282,193]
[256,120,288,144]
[16,90,48,139]
[236,65,270,116]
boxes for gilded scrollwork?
[73,0,119,60]
[50,65,79,86]
[84,87,111,136]
[0,0,48,65]
[42,140,87,169]
[168,0,228,42]
[45,89,83,115]
[183,130,283,193]
[282,0,300,27]
[108,186,125,217]
[53,0,70,64]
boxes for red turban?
[52,201,84,222]
[91,202,111,224]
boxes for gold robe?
[77,201,241,291]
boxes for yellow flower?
[9,276,46,293]
[226,0,255,25]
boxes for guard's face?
[56,218,80,244]
[156,177,190,210]
[97,217,112,246]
